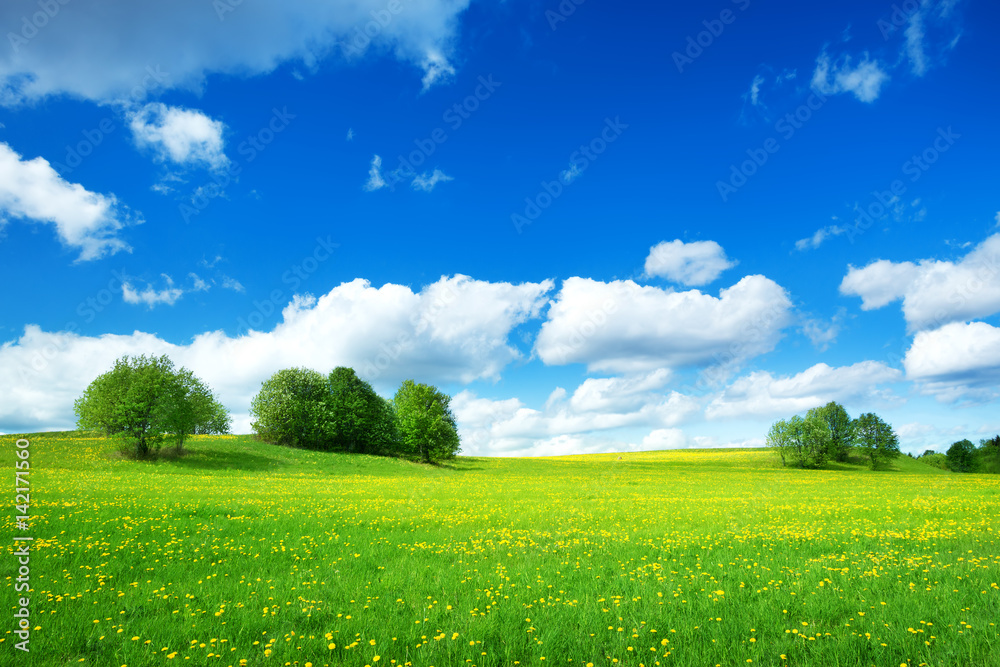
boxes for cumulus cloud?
[411,169,453,192]
[452,375,699,457]
[0,275,552,434]
[904,321,1000,402]
[811,51,890,102]
[129,103,228,170]
[705,361,903,420]
[644,239,737,286]
[0,142,135,261]
[840,234,1000,331]
[534,275,792,374]
[0,0,471,105]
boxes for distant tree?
[393,380,461,463]
[74,354,177,457]
[327,367,399,454]
[250,368,331,448]
[854,413,900,469]
[812,402,855,462]
[769,413,830,469]
[946,439,976,473]
[921,449,937,458]
[161,368,231,451]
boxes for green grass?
[3,432,999,666]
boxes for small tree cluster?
[767,402,899,470]
[250,366,460,463]
[75,355,231,457]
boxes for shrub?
[250,368,331,448]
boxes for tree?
[946,439,976,472]
[812,402,855,462]
[768,413,829,469]
[327,367,399,454]
[250,368,331,448]
[393,380,461,463]
[161,368,231,451]
[854,413,900,469]
[74,355,176,457]
[767,418,791,467]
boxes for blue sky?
[1,0,999,455]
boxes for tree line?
[766,402,901,470]
[917,436,1000,473]
[74,355,460,463]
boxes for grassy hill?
[2,432,998,666]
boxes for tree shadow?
[165,448,283,472]
[432,458,483,471]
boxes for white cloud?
[411,169,453,192]
[748,74,764,106]
[905,10,928,75]
[345,128,354,141]
[705,361,903,420]
[122,275,185,308]
[363,155,386,191]
[801,309,846,352]
[129,103,228,170]
[0,0,470,105]
[840,234,1000,331]
[452,377,699,457]
[221,275,245,292]
[0,142,135,261]
[795,224,846,251]
[811,51,890,103]
[643,239,737,286]
[904,321,1000,402]
[535,275,792,374]
[641,428,690,450]
[420,50,456,91]
[0,275,552,435]
[189,273,210,292]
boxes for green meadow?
[3,432,999,666]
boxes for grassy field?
[2,432,999,667]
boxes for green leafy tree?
[161,368,231,451]
[250,368,331,448]
[812,402,855,462]
[854,413,900,469]
[393,380,461,463]
[327,367,399,454]
[945,439,976,472]
[767,418,792,466]
[74,354,177,457]
[768,413,829,468]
